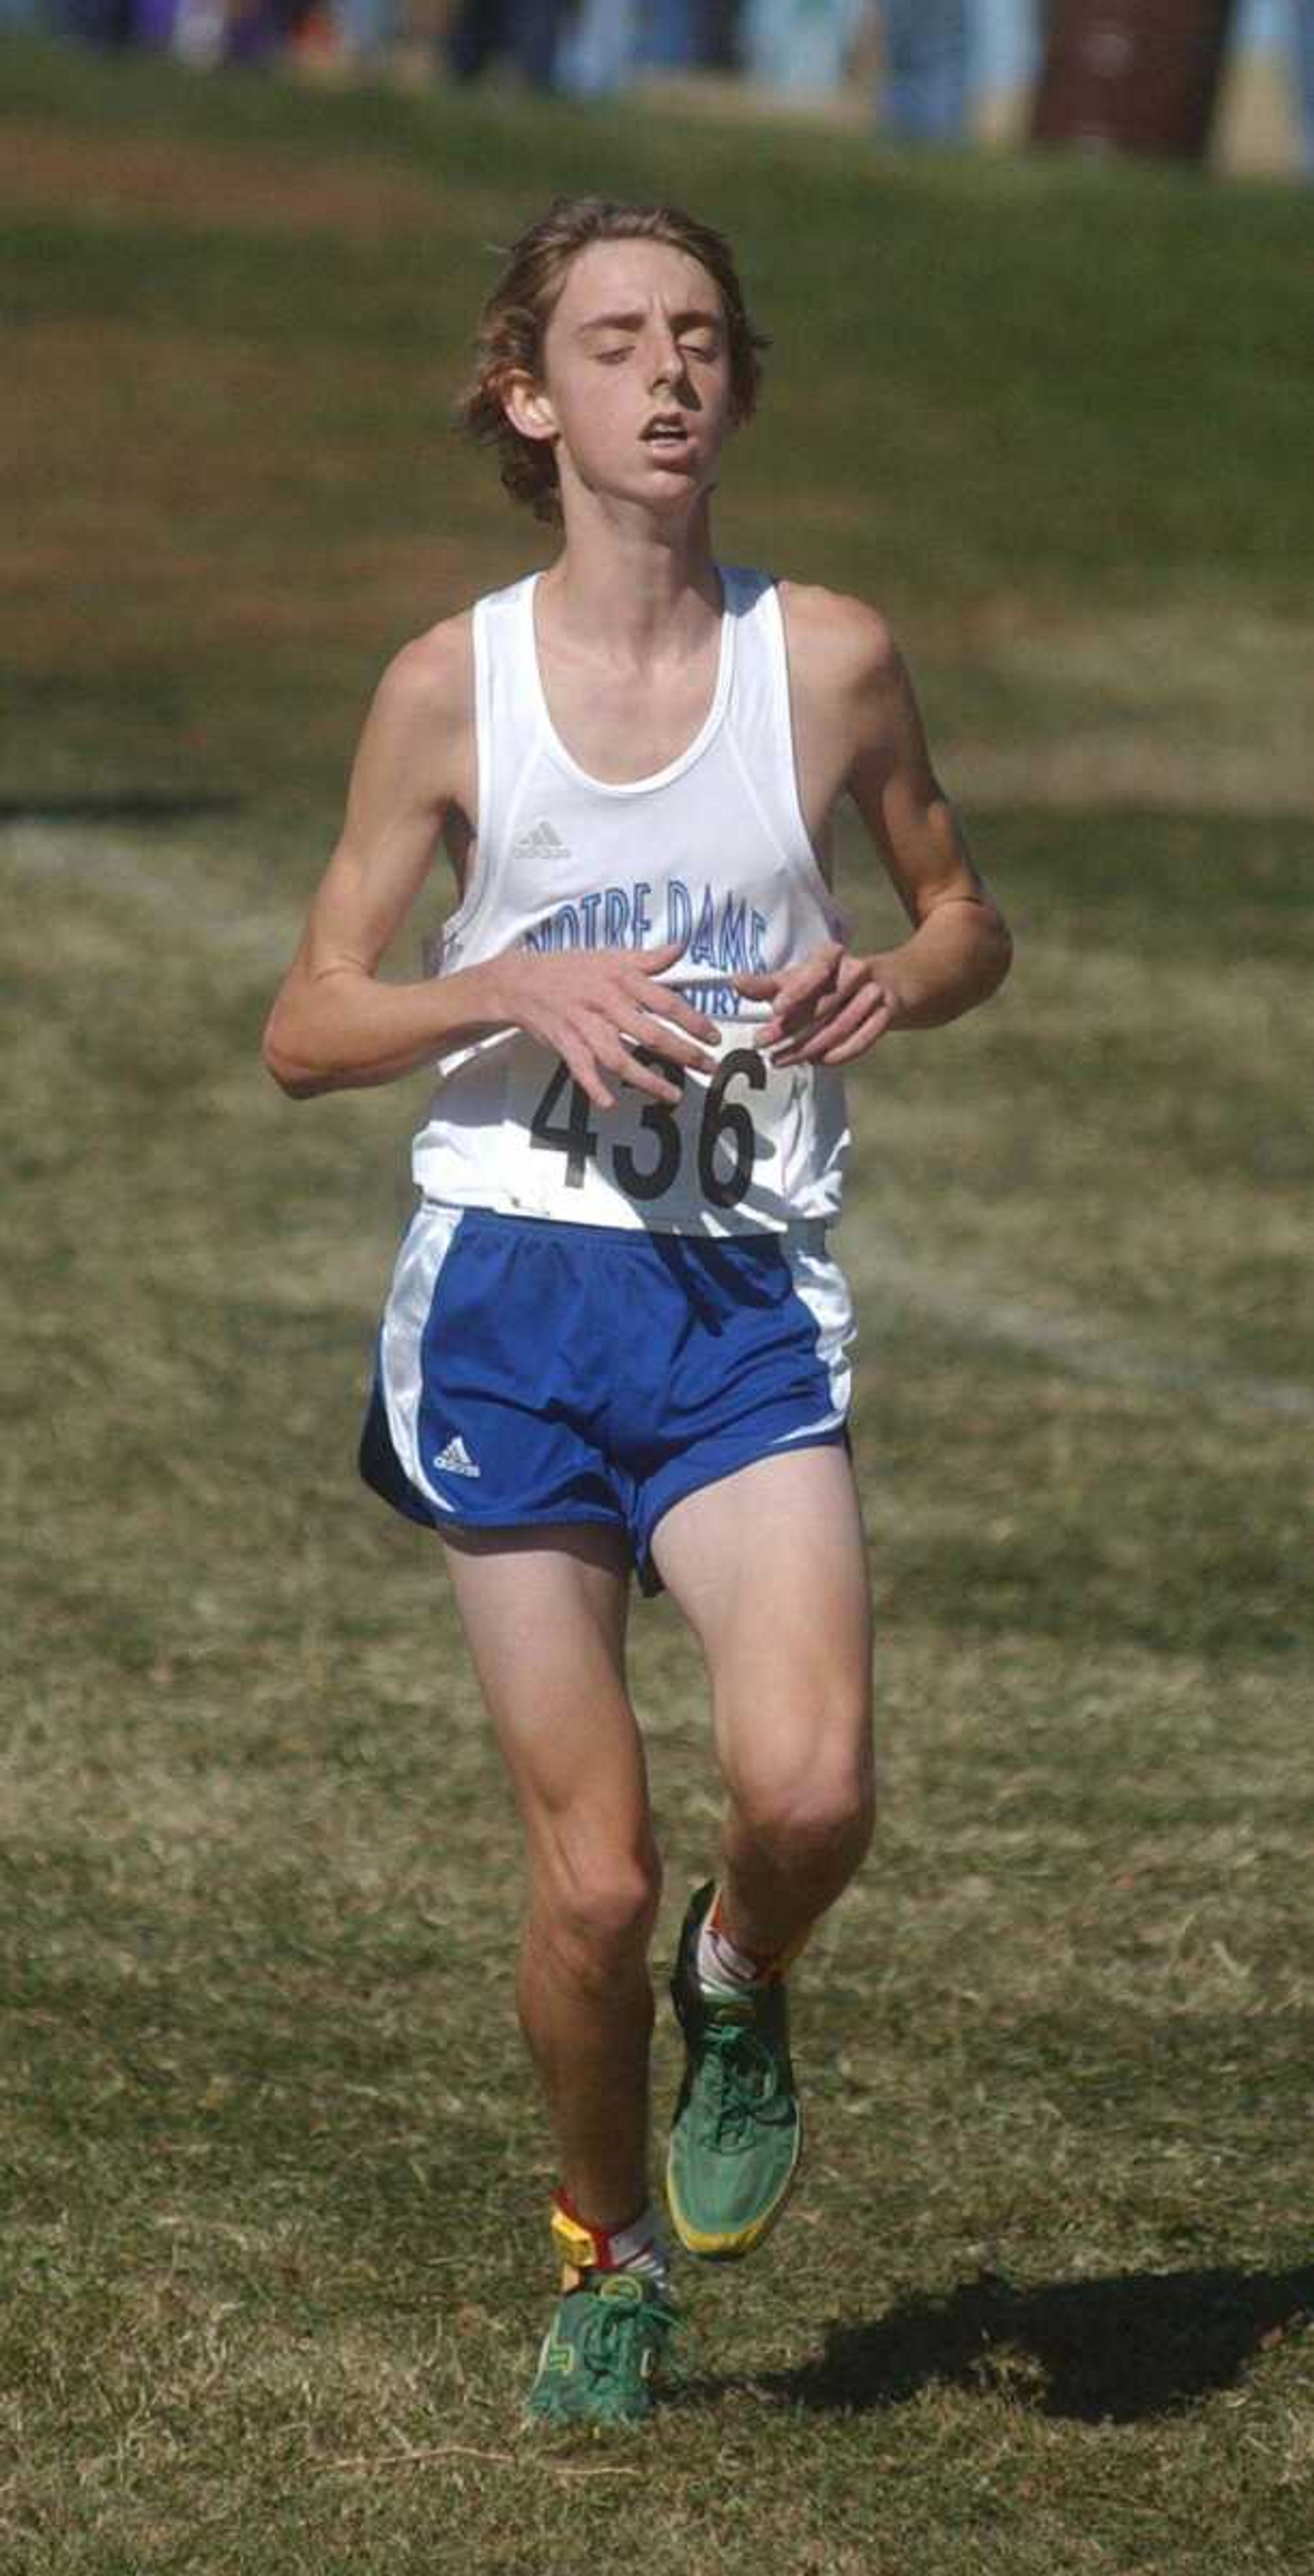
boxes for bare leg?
[651,1447,875,1961]
[441,1524,659,2229]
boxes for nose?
[647,331,683,394]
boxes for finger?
[618,1036,690,1102]
[789,987,847,1041]
[622,1057,685,1105]
[634,1023,720,1077]
[733,949,839,1031]
[770,955,844,1035]
[572,1005,671,1109]
[630,979,721,1045]
[775,952,838,1007]
[593,1032,686,1106]
[817,1014,895,1065]
[756,983,835,1050]
[773,989,886,1061]
[792,988,891,1063]
[765,991,847,1058]
[564,1050,617,1112]
[585,985,716,1075]
[767,955,868,1044]
[811,996,896,1066]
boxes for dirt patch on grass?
[0,119,447,240]
[9,530,460,666]
[938,599,1314,814]
[953,734,1314,814]
[8,313,473,666]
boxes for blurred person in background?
[876,0,969,141]
[556,0,641,94]
[55,0,134,41]
[332,0,395,70]
[879,0,971,141]
[447,0,564,86]
[1294,0,1314,170]
[558,0,722,98]
[642,0,703,67]
[739,0,865,93]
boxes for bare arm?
[262,622,487,1096]
[262,618,719,1108]
[737,590,1012,1063]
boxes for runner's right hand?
[491,939,722,1111]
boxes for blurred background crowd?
[5,0,1313,175]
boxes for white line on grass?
[855,1246,1314,1423]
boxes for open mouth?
[642,418,691,450]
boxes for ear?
[501,370,558,447]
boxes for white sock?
[607,2201,674,2289]
[555,2191,673,2290]
[696,1894,771,1999]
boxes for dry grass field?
[2,39,1311,2572]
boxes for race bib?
[502,1031,799,1231]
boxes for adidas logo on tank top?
[511,818,571,868]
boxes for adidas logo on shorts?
[433,1434,480,1479]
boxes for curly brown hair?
[456,196,769,525]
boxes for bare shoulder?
[777,582,914,800]
[370,609,476,743]
[343,610,478,827]
[777,581,901,696]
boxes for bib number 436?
[529,1047,766,1211]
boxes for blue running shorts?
[359,1203,855,1588]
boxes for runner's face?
[518,239,735,514]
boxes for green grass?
[5,36,1314,810]
[2,40,1312,2574]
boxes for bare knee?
[748,1776,875,1874]
[728,1729,876,1876]
[533,1840,664,1987]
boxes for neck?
[538,495,721,664]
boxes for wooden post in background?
[1031,0,1239,162]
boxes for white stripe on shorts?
[378,1202,466,1514]
[782,1238,856,1427]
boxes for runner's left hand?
[733,943,901,1066]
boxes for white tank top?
[411,565,850,1235]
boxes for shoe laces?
[577,2277,677,2385]
[698,2014,793,2153]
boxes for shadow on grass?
[0,793,243,824]
[684,2263,1314,2424]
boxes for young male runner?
[263,196,1012,2426]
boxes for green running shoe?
[526,2271,678,2428]
[666,1881,802,2261]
